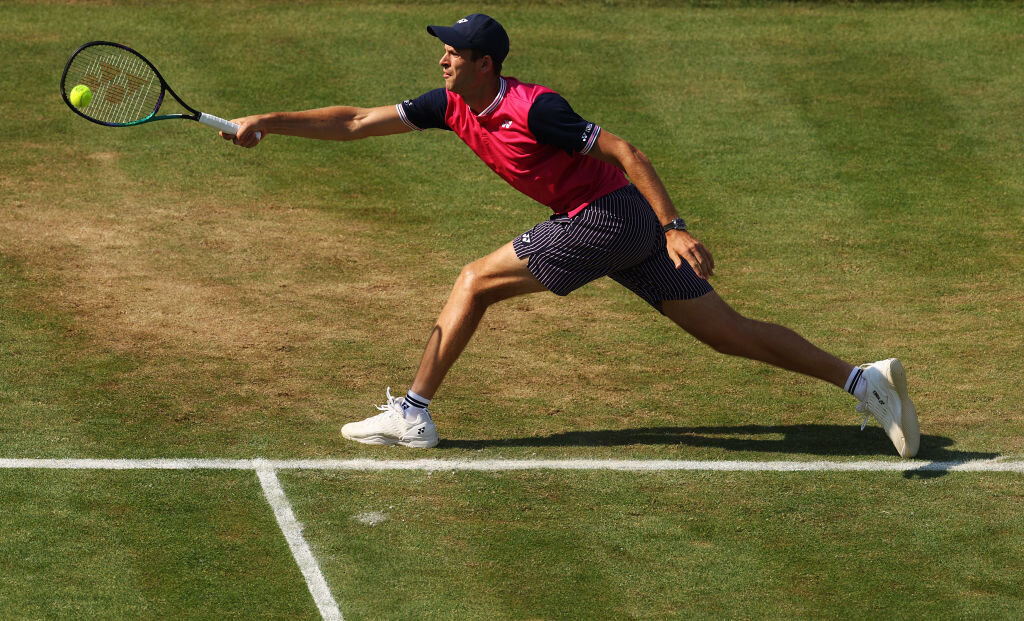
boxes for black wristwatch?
[662,217,687,233]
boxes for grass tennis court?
[1,1,1022,618]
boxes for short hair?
[469,49,502,77]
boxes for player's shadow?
[442,424,995,478]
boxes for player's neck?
[460,76,503,115]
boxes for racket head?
[60,41,171,127]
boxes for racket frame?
[60,41,241,134]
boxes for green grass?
[288,470,1024,620]
[1,1,1022,618]
[0,470,315,619]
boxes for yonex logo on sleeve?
[580,123,594,145]
[579,123,601,155]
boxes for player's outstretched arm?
[588,130,715,279]
[222,104,412,147]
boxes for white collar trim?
[477,78,507,117]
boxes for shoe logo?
[873,390,885,405]
[417,427,426,435]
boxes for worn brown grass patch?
[2,147,444,420]
[2,143,663,430]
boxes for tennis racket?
[60,41,259,139]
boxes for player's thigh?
[459,241,548,303]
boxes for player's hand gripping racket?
[60,41,260,140]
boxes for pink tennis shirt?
[397,77,628,217]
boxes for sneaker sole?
[888,359,920,458]
[341,431,439,449]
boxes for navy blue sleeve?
[527,92,601,154]
[397,89,450,131]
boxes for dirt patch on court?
[1,164,437,418]
[1,146,684,429]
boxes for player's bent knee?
[454,263,481,293]
[454,262,497,305]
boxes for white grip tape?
[198,112,262,140]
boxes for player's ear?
[478,54,493,75]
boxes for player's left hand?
[666,229,715,279]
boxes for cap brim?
[427,25,472,49]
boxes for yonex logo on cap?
[457,18,469,23]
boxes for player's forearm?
[250,106,371,141]
[591,131,681,225]
[616,146,681,226]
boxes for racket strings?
[65,46,162,125]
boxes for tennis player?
[224,14,920,457]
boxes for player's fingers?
[685,246,711,279]
[689,255,707,279]
[668,247,684,270]
[238,132,262,149]
[233,127,264,148]
[685,242,713,276]
[696,246,714,278]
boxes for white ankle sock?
[404,390,431,410]
[401,390,431,422]
[845,367,868,401]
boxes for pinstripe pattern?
[513,184,712,311]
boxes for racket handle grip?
[198,112,262,140]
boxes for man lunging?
[224,14,919,457]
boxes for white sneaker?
[856,358,920,458]
[341,388,439,448]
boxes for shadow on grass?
[442,424,996,470]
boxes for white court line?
[255,463,343,621]
[0,457,1021,472]
[2,456,1020,621]
[0,458,253,470]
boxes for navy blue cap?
[427,14,509,65]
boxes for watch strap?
[662,217,687,232]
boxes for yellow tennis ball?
[70,84,93,108]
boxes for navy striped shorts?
[512,184,713,311]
